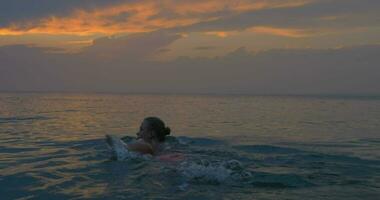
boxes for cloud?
[248,26,320,38]
[204,31,235,38]
[0,0,129,26]
[0,0,314,36]
[1,42,379,94]
[177,0,380,33]
[81,30,182,60]
[0,30,182,91]
[157,48,171,53]
[193,46,218,51]
[1,0,378,53]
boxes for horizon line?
[1,90,380,98]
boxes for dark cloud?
[157,48,171,53]
[106,11,134,23]
[193,46,218,51]
[0,30,181,91]
[1,39,379,94]
[81,30,182,61]
[0,0,130,26]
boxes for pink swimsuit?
[157,153,186,162]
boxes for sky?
[0,0,379,94]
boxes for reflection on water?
[0,93,380,199]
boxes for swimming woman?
[106,117,171,156]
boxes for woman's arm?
[106,134,154,156]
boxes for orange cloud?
[66,40,93,45]
[248,26,317,38]
[319,15,347,21]
[201,25,340,39]
[202,26,320,38]
[205,31,235,37]
[0,0,314,36]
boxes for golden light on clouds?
[1,0,376,54]
[205,31,236,38]
[0,0,314,36]
[248,26,316,38]
[203,26,320,38]
[246,26,373,38]
[66,40,94,45]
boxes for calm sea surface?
[0,93,379,199]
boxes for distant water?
[0,93,379,199]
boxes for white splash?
[179,159,251,183]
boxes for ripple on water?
[0,116,51,124]
[1,136,380,199]
[1,94,380,199]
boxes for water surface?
[0,93,379,199]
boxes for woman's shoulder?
[128,139,154,155]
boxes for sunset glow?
[0,0,378,54]
[0,0,379,94]
[0,0,313,36]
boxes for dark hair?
[144,117,171,142]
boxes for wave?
[0,116,50,124]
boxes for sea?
[0,93,379,199]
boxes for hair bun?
[164,127,171,136]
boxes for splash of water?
[178,159,252,183]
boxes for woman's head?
[137,117,170,142]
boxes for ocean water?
[0,93,379,200]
